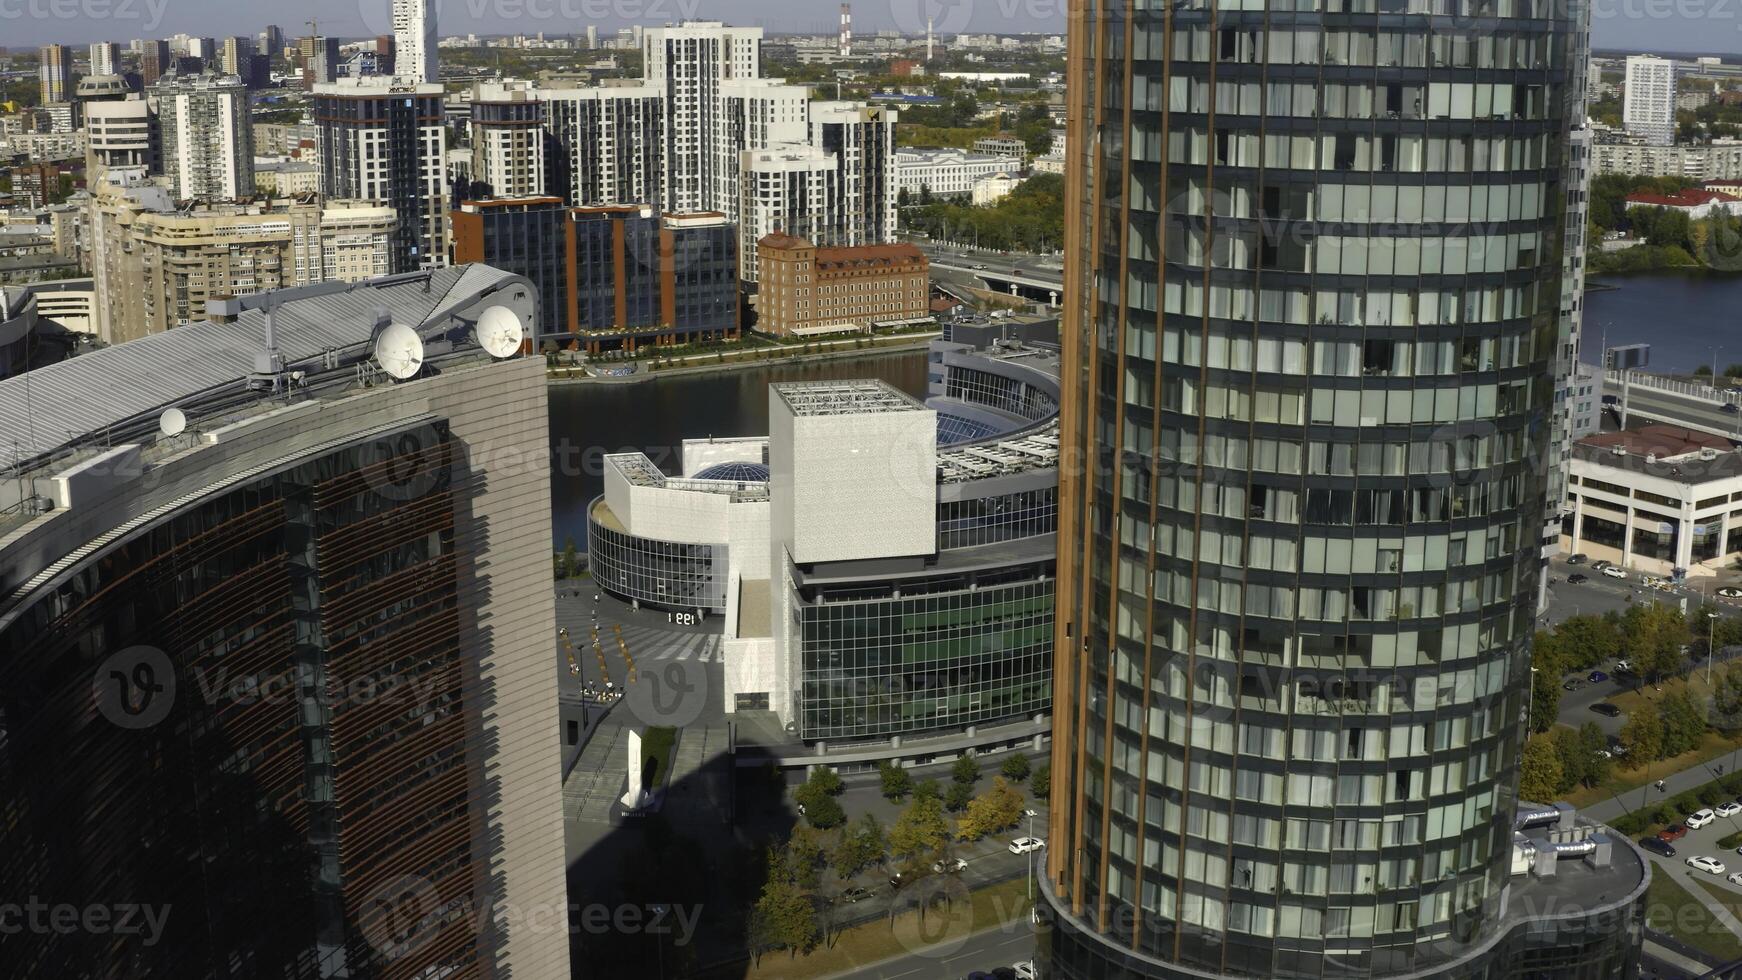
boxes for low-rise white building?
[895,148,1023,199]
[1563,425,1742,576]
[1623,189,1742,219]
[972,171,1027,206]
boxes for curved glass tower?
[1044,0,1605,976]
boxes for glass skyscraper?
[1042,0,1639,977]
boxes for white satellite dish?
[476,305,524,359]
[159,408,187,437]
[374,322,425,380]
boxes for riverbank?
[545,332,941,386]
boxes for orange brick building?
[756,234,930,338]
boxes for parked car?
[1688,855,1728,875]
[1023,808,1039,817]
[1689,808,1717,830]
[1563,679,1584,692]
[1009,837,1046,855]
[933,858,968,873]
[1661,824,1690,842]
[1603,566,1627,579]
[1616,659,1634,672]
[1014,963,1038,980]
[1640,836,1676,857]
[1594,749,1612,759]
[1589,670,1609,683]
[1593,559,1613,571]
[1716,801,1742,818]
[1609,739,1629,757]
[1567,553,1588,565]
[842,886,873,903]
[1568,573,1589,584]
[1721,588,1742,599]
[1728,871,1742,886]
[1591,703,1623,717]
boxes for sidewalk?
[1585,750,1742,825]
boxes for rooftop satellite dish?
[159,408,187,437]
[476,305,524,359]
[374,322,424,381]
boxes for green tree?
[749,872,818,960]
[1622,602,1691,683]
[913,779,941,803]
[945,780,975,813]
[957,776,1027,841]
[1030,763,1050,800]
[809,767,844,797]
[1579,723,1614,788]
[560,535,578,579]
[1621,703,1665,761]
[1714,662,1742,731]
[1518,736,1565,803]
[890,796,950,862]
[787,826,827,889]
[1659,689,1708,757]
[831,813,886,880]
[1548,725,1586,793]
[1531,632,1566,733]
[802,794,845,829]
[879,761,913,801]
[1554,614,1625,670]
[952,754,980,786]
[1000,754,1031,782]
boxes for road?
[823,915,1038,980]
[1616,380,1742,440]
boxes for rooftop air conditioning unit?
[1647,453,1657,464]
[1611,446,1627,456]
[1702,448,1719,461]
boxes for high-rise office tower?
[155,72,253,200]
[221,35,252,77]
[315,78,448,272]
[0,269,570,980]
[642,22,764,212]
[259,24,283,57]
[393,0,438,83]
[543,84,665,207]
[89,41,121,76]
[377,34,396,75]
[1624,55,1676,146]
[38,44,69,104]
[1043,1,1647,978]
[139,39,171,86]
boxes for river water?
[1583,272,1742,375]
[547,351,930,549]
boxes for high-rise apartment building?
[1043,1,1647,979]
[139,39,171,86]
[38,44,69,104]
[89,173,396,342]
[738,144,838,282]
[299,35,340,90]
[0,269,571,980]
[315,78,448,272]
[220,35,252,77]
[544,83,665,207]
[1624,55,1676,146]
[259,23,283,57]
[88,41,121,76]
[470,81,548,199]
[642,22,764,212]
[155,72,254,200]
[393,0,438,82]
[810,101,898,247]
[78,75,155,175]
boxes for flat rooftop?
[1573,422,1742,484]
[772,380,928,417]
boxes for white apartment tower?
[1625,55,1676,146]
[642,22,764,212]
[544,84,666,206]
[155,73,255,200]
[393,0,438,83]
[470,80,547,198]
[315,78,448,272]
[89,42,120,76]
[739,144,839,282]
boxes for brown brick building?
[756,234,930,337]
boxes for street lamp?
[1709,611,1719,688]
[1527,666,1539,734]
[1027,809,1036,902]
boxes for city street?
[825,921,1038,980]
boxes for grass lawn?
[641,726,677,787]
[1646,871,1742,962]
[1689,878,1742,960]
[738,876,1034,980]
[1561,729,1742,809]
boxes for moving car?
[1009,837,1046,855]
[933,858,968,873]
[1724,403,1739,415]
[1589,670,1609,683]
[1602,566,1627,579]
[1567,553,1588,565]
[1568,573,1589,584]
[1661,824,1690,842]
[1639,836,1676,857]
[1721,588,1742,599]
[1591,703,1623,717]
[1717,801,1742,818]
[1689,808,1717,830]
[1688,855,1728,875]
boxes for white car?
[1014,963,1038,980]
[932,858,967,873]
[1602,566,1627,579]
[1730,871,1742,886]
[1615,659,1633,672]
[1688,855,1728,875]
[1009,837,1046,855]
[1024,808,1039,817]
[1690,809,1718,830]
[1718,802,1742,818]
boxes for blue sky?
[3,0,1733,57]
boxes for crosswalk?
[613,626,723,664]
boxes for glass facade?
[946,365,1060,423]
[795,567,1053,741]
[0,423,480,978]
[1048,0,1577,975]
[586,497,729,613]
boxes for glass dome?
[693,461,769,482]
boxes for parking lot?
[1636,799,1742,904]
